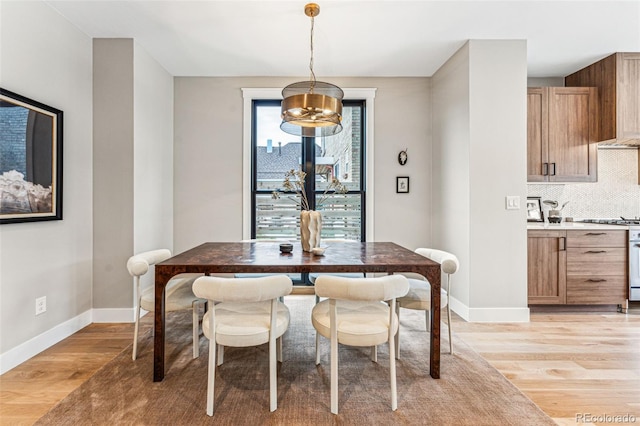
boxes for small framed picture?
[396,176,409,193]
[526,197,543,222]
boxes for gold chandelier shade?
[280,3,344,137]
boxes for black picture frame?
[526,197,543,222]
[0,88,63,224]
[396,176,409,193]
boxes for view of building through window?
[252,101,365,241]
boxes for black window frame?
[250,99,366,242]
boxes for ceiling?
[44,0,640,78]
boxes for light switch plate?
[505,196,520,210]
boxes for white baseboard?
[0,308,136,375]
[450,297,530,322]
[0,310,92,374]
[92,308,136,323]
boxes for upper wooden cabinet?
[527,87,598,182]
[565,52,640,144]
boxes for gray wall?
[133,42,175,293]
[432,40,529,321]
[0,2,93,353]
[1,9,174,369]
[93,39,175,314]
[173,77,432,253]
[93,39,135,310]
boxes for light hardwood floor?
[1,302,639,425]
[455,304,640,425]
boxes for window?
[251,100,366,242]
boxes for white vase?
[300,210,322,252]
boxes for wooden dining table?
[153,241,442,382]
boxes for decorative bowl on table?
[279,243,293,253]
[311,247,326,256]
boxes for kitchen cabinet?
[527,87,598,183]
[527,229,627,306]
[527,230,566,304]
[565,52,640,184]
[565,53,640,145]
[565,230,628,304]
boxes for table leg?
[427,266,441,379]
[153,274,167,382]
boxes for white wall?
[432,40,529,322]
[0,1,93,367]
[173,77,431,253]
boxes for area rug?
[36,295,554,425]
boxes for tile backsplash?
[527,149,640,219]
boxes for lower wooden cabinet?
[528,229,628,306]
[528,230,566,304]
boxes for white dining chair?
[192,275,293,416]
[396,248,459,357]
[311,274,409,414]
[126,249,204,360]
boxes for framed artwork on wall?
[396,176,409,193]
[526,197,543,222]
[0,88,63,224]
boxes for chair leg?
[277,336,283,363]
[132,303,141,361]
[269,298,278,412]
[217,345,224,366]
[206,337,217,416]
[447,304,453,354]
[330,326,338,414]
[192,301,200,359]
[315,331,321,365]
[389,299,398,411]
[371,346,377,362]
[425,310,430,332]
[394,303,400,360]
[330,300,339,414]
[269,333,277,412]
[389,332,398,411]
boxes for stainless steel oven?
[630,226,640,301]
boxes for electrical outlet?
[36,296,47,315]
[505,196,520,210]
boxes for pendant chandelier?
[280,3,344,137]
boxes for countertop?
[527,222,630,231]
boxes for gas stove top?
[580,218,640,226]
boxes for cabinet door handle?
[585,232,606,236]
[559,237,566,251]
[586,278,607,282]
[542,163,549,176]
[585,250,607,254]
[550,162,556,176]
